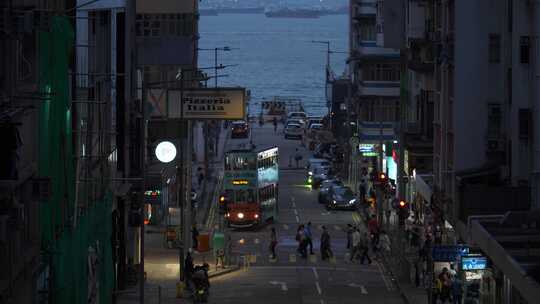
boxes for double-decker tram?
[221,147,279,228]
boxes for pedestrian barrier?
[197,233,210,252]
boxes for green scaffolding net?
[38,16,113,304]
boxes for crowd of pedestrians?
[432,265,463,304]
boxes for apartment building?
[348,0,401,190]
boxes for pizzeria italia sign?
[167,87,246,120]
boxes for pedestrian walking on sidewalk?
[269,227,278,259]
[296,224,307,258]
[359,231,372,265]
[191,225,199,250]
[273,117,278,133]
[379,230,391,254]
[184,249,194,289]
[197,167,204,188]
[350,227,361,262]
[451,277,463,304]
[305,222,314,255]
[346,224,353,249]
[320,226,333,260]
[294,149,302,168]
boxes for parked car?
[326,186,357,210]
[284,123,303,139]
[306,158,331,174]
[288,111,307,124]
[231,120,249,138]
[286,118,306,129]
[309,123,323,131]
[307,165,330,188]
[307,117,324,129]
[318,179,343,204]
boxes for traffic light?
[218,194,228,214]
[398,200,410,226]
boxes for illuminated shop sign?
[461,255,487,270]
[358,144,375,153]
[232,180,249,185]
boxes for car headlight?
[225,213,230,218]
[349,199,356,205]
[254,214,259,219]
[308,171,313,176]
[332,200,337,204]
[237,212,244,219]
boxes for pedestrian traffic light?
[398,200,410,226]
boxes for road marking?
[377,260,394,291]
[320,300,325,304]
[309,254,317,263]
[321,211,331,216]
[317,225,323,230]
[249,266,349,271]
[312,267,319,280]
[289,254,297,263]
[292,201,296,208]
[361,285,368,294]
[254,238,260,244]
[295,215,300,223]
[293,209,298,216]
[269,281,288,291]
[347,282,368,294]
[334,225,342,231]
[283,224,289,230]
[315,281,322,295]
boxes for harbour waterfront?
[198,13,348,117]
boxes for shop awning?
[471,212,540,304]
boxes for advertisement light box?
[461,256,487,270]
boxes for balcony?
[358,81,400,97]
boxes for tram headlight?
[254,214,259,219]
[237,212,244,219]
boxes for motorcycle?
[192,264,210,303]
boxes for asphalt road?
[207,122,405,304]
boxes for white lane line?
[360,285,368,295]
[315,281,322,295]
[295,215,300,223]
[377,261,393,291]
[312,267,319,280]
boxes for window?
[135,13,196,37]
[519,109,531,139]
[361,63,400,81]
[489,34,501,63]
[358,17,376,41]
[520,36,530,64]
[487,104,501,138]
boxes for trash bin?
[197,233,210,252]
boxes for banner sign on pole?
[431,245,469,262]
[167,87,246,120]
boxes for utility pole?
[177,70,186,288]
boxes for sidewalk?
[116,122,234,304]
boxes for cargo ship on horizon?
[264,8,321,19]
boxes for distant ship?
[199,9,219,16]
[217,7,265,14]
[265,8,321,19]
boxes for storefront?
[460,254,497,304]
